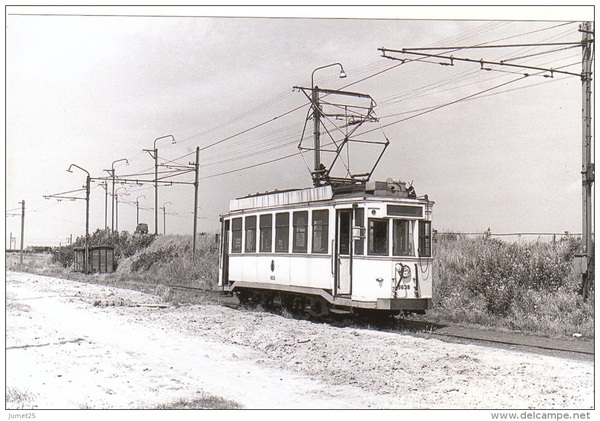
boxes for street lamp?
[135,195,146,226]
[104,158,128,233]
[115,187,129,233]
[144,135,176,235]
[310,62,346,186]
[67,164,90,274]
[160,201,171,235]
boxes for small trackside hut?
[218,179,434,316]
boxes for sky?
[5,5,594,247]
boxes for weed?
[6,387,36,409]
[153,393,243,409]
[432,235,594,337]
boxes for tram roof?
[229,180,429,212]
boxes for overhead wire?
[106,21,584,183]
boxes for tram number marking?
[270,276,276,280]
[396,284,410,290]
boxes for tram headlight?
[402,265,411,279]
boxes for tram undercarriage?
[224,281,431,317]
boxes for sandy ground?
[5,271,595,410]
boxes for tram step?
[329,308,353,315]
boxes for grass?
[6,252,57,275]
[430,234,594,338]
[6,387,37,409]
[117,234,219,290]
[10,232,594,340]
[153,393,243,409]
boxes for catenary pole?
[19,200,25,265]
[192,146,200,257]
[145,135,175,236]
[581,21,595,299]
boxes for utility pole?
[104,158,128,233]
[136,195,146,226]
[144,135,176,236]
[379,22,595,298]
[19,200,25,265]
[115,187,127,234]
[192,146,200,257]
[84,176,90,273]
[67,164,91,274]
[160,201,171,235]
[580,21,595,300]
[100,182,108,230]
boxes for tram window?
[245,216,257,252]
[393,219,415,256]
[354,207,364,255]
[368,219,388,255]
[419,221,432,257]
[293,211,308,253]
[275,213,289,252]
[259,214,273,252]
[339,211,351,255]
[312,210,329,253]
[231,218,242,253]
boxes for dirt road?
[5,271,594,410]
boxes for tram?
[218,179,434,315]
[218,72,434,316]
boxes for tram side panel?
[351,258,396,301]
[225,252,333,291]
[415,260,433,298]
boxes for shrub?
[119,234,220,290]
[432,234,593,337]
[50,228,156,269]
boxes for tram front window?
[393,219,415,256]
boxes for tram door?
[220,219,230,285]
[336,209,352,295]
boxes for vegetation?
[5,387,37,409]
[430,234,594,337]
[153,393,243,409]
[50,228,156,269]
[117,234,219,290]
[15,229,595,339]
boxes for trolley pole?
[19,200,25,265]
[580,21,595,300]
[192,146,200,257]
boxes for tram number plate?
[397,284,410,290]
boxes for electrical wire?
[97,21,585,184]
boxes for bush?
[431,234,593,337]
[50,228,156,269]
[119,234,220,290]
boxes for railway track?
[161,283,593,358]
[393,319,594,357]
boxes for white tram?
[218,179,434,316]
